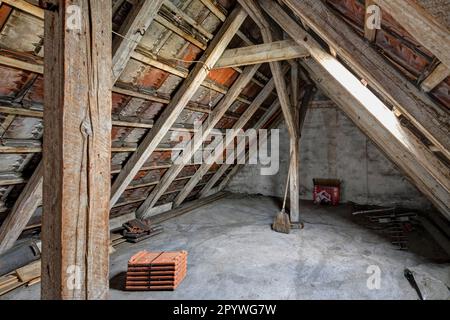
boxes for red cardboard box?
[313,179,341,206]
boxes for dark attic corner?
[0,0,448,306]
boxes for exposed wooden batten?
[109,6,248,208]
[275,0,450,161]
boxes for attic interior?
[0,0,448,301]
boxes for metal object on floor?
[404,268,424,300]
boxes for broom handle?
[282,153,294,211]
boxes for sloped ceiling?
[0,0,448,226]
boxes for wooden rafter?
[109,5,248,207]
[0,163,42,254]
[172,67,288,208]
[303,57,450,219]
[199,100,281,197]
[112,0,165,82]
[263,1,450,219]
[1,0,44,18]
[372,0,450,70]
[275,0,450,160]
[135,64,261,217]
[215,111,285,193]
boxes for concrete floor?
[3,194,450,300]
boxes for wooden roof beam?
[276,0,450,161]
[109,5,248,207]
[421,63,450,92]
[112,0,165,82]
[172,67,287,208]
[214,40,309,69]
[372,0,450,69]
[135,64,261,217]
[263,1,450,218]
[199,100,281,198]
[240,0,300,222]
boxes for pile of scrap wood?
[122,219,163,243]
[0,260,41,296]
[352,205,418,250]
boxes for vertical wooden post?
[289,63,300,223]
[42,0,112,300]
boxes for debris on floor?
[0,260,41,297]
[404,268,424,300]
[352,205,418,250]
[0,240,41,277]
[122,219,163,243]
[125,251,188,291]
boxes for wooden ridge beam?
[109,5,248,208]
[135,64,261,217]
[214,40,309,69]
[276,0,450,161]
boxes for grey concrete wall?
[227,104,433,211]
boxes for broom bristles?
[272,209,291,234]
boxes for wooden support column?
[289,62,300,222]
[42,0,112,300]
[109,6,248,207]
[239,0,300,222]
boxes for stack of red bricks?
[125,251,188,291]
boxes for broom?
[272,153,293,234]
